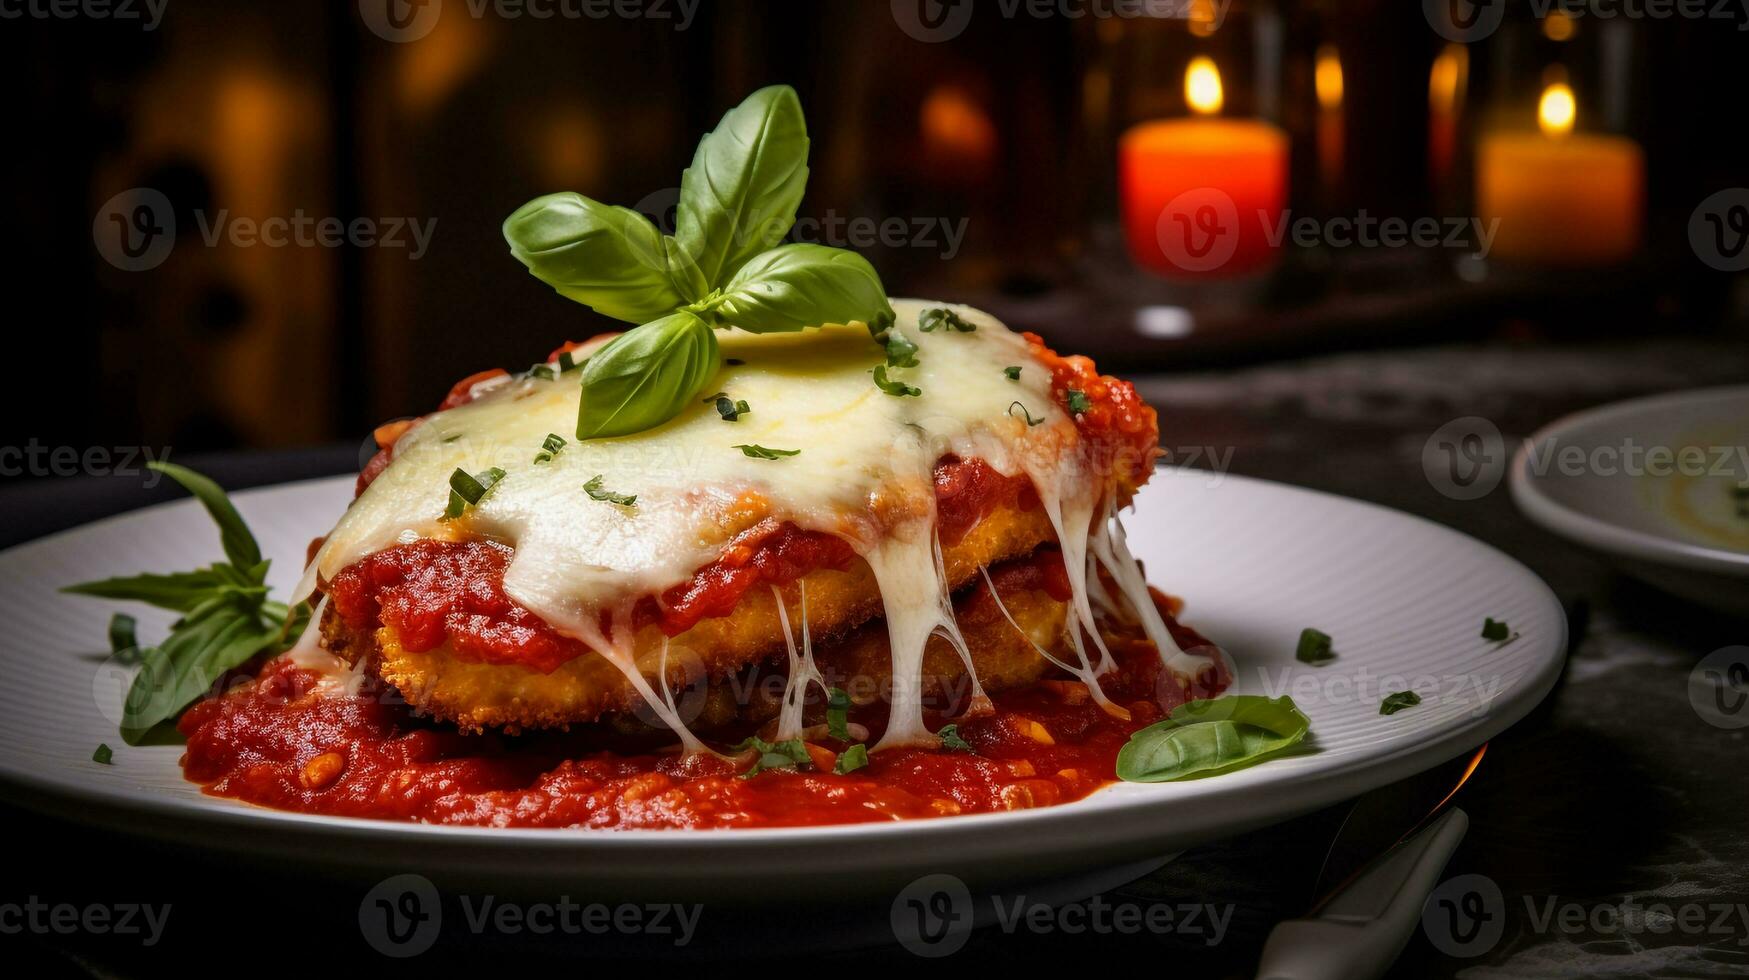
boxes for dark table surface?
[6,338,1749,977]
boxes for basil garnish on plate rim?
[503,85,897,441]
[1116,695,1310,783]
[62,463,310,746]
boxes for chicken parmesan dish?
[69,86,1273,831]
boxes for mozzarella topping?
[296,299,1204,748]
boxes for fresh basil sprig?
[503,85,896,440]
[1116,695,1310,783]
[63,463,309,745]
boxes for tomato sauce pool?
[178,616,1227,830]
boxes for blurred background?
[3,0,1748,465]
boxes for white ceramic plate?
[0,470,1564,900]
[1511,386,1749,615]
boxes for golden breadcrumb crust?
[320,502,1059,732]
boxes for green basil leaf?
[675,85,810,288]
[62,567,237,614]
[703,243,895,335]
[834,743,869,775]
[733,444,800,460]
[92,743,114,765]
[1380,691,1422,715]
[1481,617,1510,642]
[147,462,262,571]
[582,475,638,507]
[577,310,720,440]
[119,600,287,744]
[918,307,976,333]
[827,687,852,742]
[938,724,975,752]
[872,364,921,397]
[1295,627,1335,665]
[884,329,920,368]
[1116,695,1310,783]
[503,191,699,322]
[733,735,811,779]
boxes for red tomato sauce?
[178,610,1228,829]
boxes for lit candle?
[1118,56,1289,279]
[1427,44,1468,193]
[1476,81,1644,265]
[1315,44,1344,194]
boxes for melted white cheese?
[296,299,1213,748]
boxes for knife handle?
[1254,808,1469,980]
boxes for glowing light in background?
[1539,81,1576,137]
[1185,56,1223,115]
[1187,0,1219,37]
[920,84,997,178]
[1134,305,1195,339]
[1543,11,1577,41]
[1315,45,1344,111]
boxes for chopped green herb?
[827,687,853,742]
[1295,628,1335,666]
[734,444,800,460]
[528,363,556,381]
[1007,401,1045,427]
[834,743,869,775]
[1066,388,1091,416]
[883,329,919,368]
[938,724,975,752]
[1380,691,1422,715]
[582,475,637,507]
[442,434,463,444]
[734,736,811,778]
[918,307,976,333]
[444,467,508,519]
[872,364,921,397]
[108,613,141,664]
[1481,617,1511,642]
[92,743,113,765]
[726,357,746,366]
[706,393,751,421]
[557,350,581,373]
[1003,365,1022,381]
[533,432,567,464]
